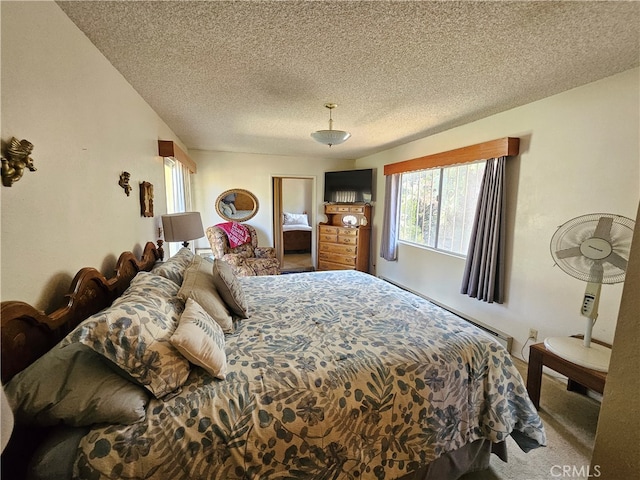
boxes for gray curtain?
[380,173,401,261]
[461,156,506,303]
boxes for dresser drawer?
[338,235,358,246]
[337,227,357,236]
[318,259,356,271]
[325,205,352,214]
[319,252,356,266]
[319,243,357,255]
[319,225,338,234]
[319,234,337,243]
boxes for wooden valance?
[383,137,519,176]
[158,140,197,173]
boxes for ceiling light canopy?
[311,103,351,147]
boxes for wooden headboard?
[1,241,162,384]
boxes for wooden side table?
[526,337,609,410]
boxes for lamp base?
[544,336,611,372]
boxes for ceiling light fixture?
[311,103,351,147]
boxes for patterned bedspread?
[74,271,545,479]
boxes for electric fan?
[546,213,635,372]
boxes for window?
[399,161,485,256]
[164,157,194,256]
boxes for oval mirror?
[215,188,259,222]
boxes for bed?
[1,243,546,480]
[283,212,312,253]
[218,203,254,221]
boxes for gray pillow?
[151,247,195,286]
[64,272,190,399]
[27,425,90,479]
[178,256,234,333]
[5,343,149,427]
[212,259,249,319]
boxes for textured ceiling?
[56,1,640,160]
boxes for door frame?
[271,175,317,268]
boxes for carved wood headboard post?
[1,242,161,384]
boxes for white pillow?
[219,201,233,217]
[171,298,227,380]
[283,212,309,226]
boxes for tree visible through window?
[399,161,485,256]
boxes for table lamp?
[162,212,204,247]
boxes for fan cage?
[550,213,635,284]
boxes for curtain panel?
[461,156,507,303]
[380,173,401,261]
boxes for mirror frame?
[215,188,259,222]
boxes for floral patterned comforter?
[74,271,545,479]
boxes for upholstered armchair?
[206,224,280,276]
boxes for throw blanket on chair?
[216,221,251,248]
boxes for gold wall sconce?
[119,171,132,196]
[1,137,37,187]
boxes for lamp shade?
[162,212,204,246]
[311,130,351,147]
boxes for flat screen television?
[324,168,374,203]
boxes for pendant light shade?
[311,103,351,147]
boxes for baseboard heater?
[379,276,513,353]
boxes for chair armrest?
[221,253,247,266]
[255,247,276,259]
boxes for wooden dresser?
[317,204,371,272]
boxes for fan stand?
[546,213,634,374]
[544,319,611,372]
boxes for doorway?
[272,176,315,273]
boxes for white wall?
[190,150,353,249]
[282,178,313,215]
[0,2,184,309]
[356,68,639,359]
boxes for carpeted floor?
[461,357,601,480]
[282,252,314,273]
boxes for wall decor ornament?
[1,137,37,187]
[140,181,154,217]
[119,171,132,196]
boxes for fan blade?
[555,246,582,259]
[606,252,628,271]
[593,216,613,241]
[589,262,604,283]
